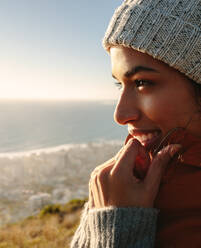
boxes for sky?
[0,0,122,101]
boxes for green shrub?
[39,204,62,218]
[63,198,88,213]
[38,198,88,219]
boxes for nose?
[113,90,140,125]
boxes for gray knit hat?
[103,0,201,84]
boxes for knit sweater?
[70,202,158,248]
[71,129,201,247]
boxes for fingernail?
[124,134,132,145]
[169,144,182,157]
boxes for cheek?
[141,95,182,127]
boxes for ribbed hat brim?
[103,0,201,84]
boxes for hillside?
[0,198,87,248]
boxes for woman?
[71,0,201,247]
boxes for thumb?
[144,144,182,189]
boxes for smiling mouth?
[134,131,160,144]
[135,131,162,151]
[128,126,185,154]
[128,129,163,152]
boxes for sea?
[0,100,127,226]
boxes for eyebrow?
[112,65,159,80]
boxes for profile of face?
[110,46,201,152]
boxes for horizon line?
[0,97,117,102]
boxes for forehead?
[110,46,195,99]
[110,46,170,79]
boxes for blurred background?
[0,0,121,101]
[0,0,130,226]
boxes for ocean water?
[0,100,127,225]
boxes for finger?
[88,180,95,208]
[94,166,110,207]
[90,164,113,208]
[111,138,140,178]
[91,145,126,179]
[90,175,100,207]
[133,144,151,180]
[124,134,133,145]
[144,144,182,189]
[94,166,112,207]
[114,146,126,161]
[123,135,151,179]
[90,157,115,178]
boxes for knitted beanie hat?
[103,0,201,84]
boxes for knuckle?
[90,162,113,182]
[89,174,95,184]
[109,167,121,180]
[88,180,91,187]
[128,138,140,147]
[109,168,118,178]
[109,167,126,183]
[161,145,172,156]
[97,167,109,182]
[90,171,96,179]
[161,145,173,155]
[90,171,98,182]
[157,148,171,161]
[90,164,104,177]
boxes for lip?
[127,128,162,151]
[140,133,162,151]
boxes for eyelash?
[114,80,153,90]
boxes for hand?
[89,138,181,209]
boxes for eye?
[114,80,153,91]
[134,79,154,88]
[114,81,123,90]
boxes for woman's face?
[110,46,201,151]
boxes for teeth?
[134,132,159,143]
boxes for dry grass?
[0,199,87,248]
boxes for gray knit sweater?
[70,202,158,248]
